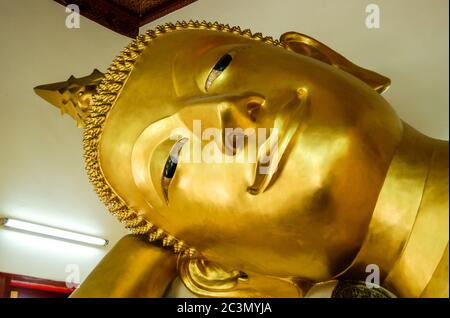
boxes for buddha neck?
[341,123,449,297]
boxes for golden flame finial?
[34,69,104,127]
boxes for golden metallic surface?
[35,21,448,298]
[34,69,103,127]
[97,24,401,283]
[177,257,303,297]
[421,244,449,298]
[341,124,433,280]
[71,235,177,297]
[342,125,449,297]
[384,137,449,297]
[280,32,391,94]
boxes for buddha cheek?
[163,160,252,239]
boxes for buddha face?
[99,28,403,281]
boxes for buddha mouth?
[247,88,307,195]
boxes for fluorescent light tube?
[0,218,108,246]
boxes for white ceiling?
[0,0,448,283]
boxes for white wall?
[0,0,129,283]
[0,0,447,285]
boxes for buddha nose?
[220,94,265,128]
[177,93,267,154]
[178,93,265,131]
[248,88,308,195]
[218,94,266,155]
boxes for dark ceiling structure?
[55,0,197,38]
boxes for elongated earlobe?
[177,256,304,297]
[280,32,390,94]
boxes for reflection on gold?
[35,21,448,298]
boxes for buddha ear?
[280,32,390,94]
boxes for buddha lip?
[248,89,307,195]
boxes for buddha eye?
[205,53,232,90]
[163,155,177,179]
[162,138,188,200]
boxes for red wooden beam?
[10,280,75,294]
[139,0,198,27]
[1,272,77,297]
[54,0,198,38]
[55,0,140,37]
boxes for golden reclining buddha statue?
[34,21,448,298]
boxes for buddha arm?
[71,234,177,298]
